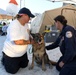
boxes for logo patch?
[66,31,72,38]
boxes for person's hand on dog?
[30,39,35,44]
[59,61,64,68]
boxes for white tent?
[48,0,76,4]
[6,0,19,17]
[31,14,44,33]
[0,8,7,15]
[0,8,12,19]
[31,4,76,33]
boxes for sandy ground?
[0,36,62,75]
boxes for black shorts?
[2,52,29,74]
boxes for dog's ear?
[30,33,35,39]
[42,32,46,37]
[41,34,44,39]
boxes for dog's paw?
[29,66,34,70]
[42,67,46,71]
[49,65,53,69]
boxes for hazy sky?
[0,0,63,13]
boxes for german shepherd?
[29,33,56,71]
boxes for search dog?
[29,33,56,71]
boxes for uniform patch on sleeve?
[66,31,72,38]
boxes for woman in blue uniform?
[46,15,76,75]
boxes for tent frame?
[61,8,76,15]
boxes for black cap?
[18,7,35,18]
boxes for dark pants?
[56,56,76,75]
[2,52,29,74]
[1,32,7,36]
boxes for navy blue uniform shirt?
[46,25,76,64]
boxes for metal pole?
[24,0,25,7]
[20,0,22,9]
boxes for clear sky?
[0,0,63,13]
